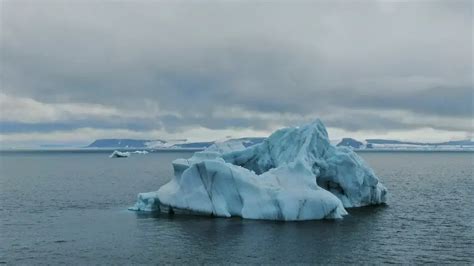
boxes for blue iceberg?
[130,119,387,220]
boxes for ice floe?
[109,150,130,158]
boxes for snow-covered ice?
[109,150,131,158]
[130,119,387,220]
[205,139,248,154]
[132,150,149,154]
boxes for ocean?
[1,150,473,264]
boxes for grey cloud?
[1,0,472,136]
[336,86,473,118]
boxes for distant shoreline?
[0,148,203,153]
[1,148,473,153]
[354,149,474,153]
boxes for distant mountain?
[86,139,152,148]
[86,137,473,151]
[365,139,424,145]
[171,141,215,149]
[366,139,474,146]
[337,138,364,149]
[436,140,474,146]
[86,137,266,149]
[334,138,474,151]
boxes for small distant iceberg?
[132,150,149,154]
[109,150,131,158]
[130,119,387,220]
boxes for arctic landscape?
[130,120,387,220]
[1,0,472,264]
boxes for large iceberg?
[130,119,387,220]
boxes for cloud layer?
[1,0,472,146]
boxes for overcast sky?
[0,0,472,147]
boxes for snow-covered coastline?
[333,138,474,152]
[81,137,474,152]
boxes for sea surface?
[0,150,473,264]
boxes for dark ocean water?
[0,150,473,264]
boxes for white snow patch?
[205,139,247,154]
[132,150,149,154]
[145,139,189,149]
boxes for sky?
[0,0,472,147]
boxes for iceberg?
[109,150,130,158]
[130,119,387,220]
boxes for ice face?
[130,119,387,220]
[110,150,130,158]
